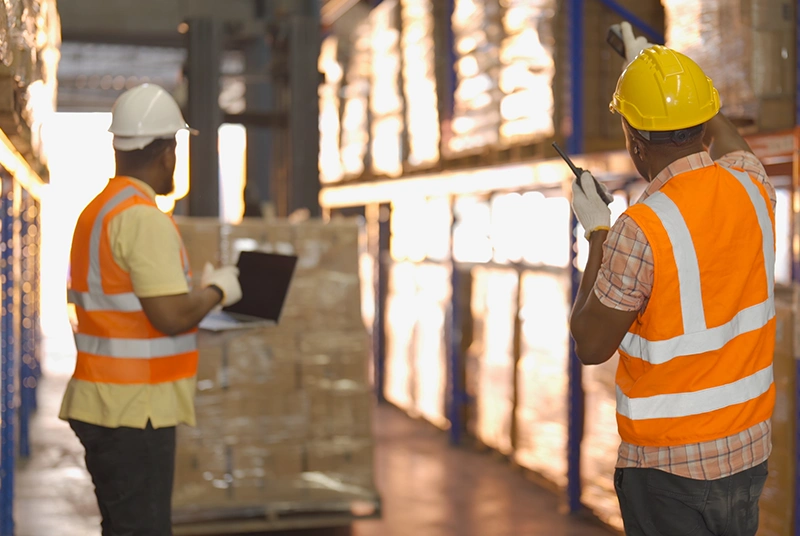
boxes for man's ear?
[632,138,646,161]
[160,140,177,169]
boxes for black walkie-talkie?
[552,142,614,205]
[606,24,627,58]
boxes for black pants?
[615,461,769,536]
[70,419,176,536]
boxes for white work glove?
[620,21,652,66]
[571,172,611,239]
[201,262,242,307]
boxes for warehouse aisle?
[15,352,612,536]
[352,407,613,536]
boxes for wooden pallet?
[172,497,381,536]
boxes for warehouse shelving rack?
[0,130,45,534]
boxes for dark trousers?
[615,461,769,536]
[70,419,176,536]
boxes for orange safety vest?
[616,164,776,447]
[67,177,198,385]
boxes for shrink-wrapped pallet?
[663,0,795,131]
[172,218,378,524]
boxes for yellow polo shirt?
[59,177,198,429]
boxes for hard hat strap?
[635,124,705,146]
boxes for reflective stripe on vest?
[74,332,197,359]
[68,289,141,312]
[617,168,775,422]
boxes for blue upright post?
[447,197,463,445]
[0,175,16,535]
[32,198,41,406]
[566,0,585,515]
[18,190,34,459]
[447,264,462,445]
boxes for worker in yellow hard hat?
[569,22,775,536]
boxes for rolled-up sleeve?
[593,214,654,313]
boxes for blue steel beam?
[593,0,665,44]
[18,191,30,459]
[0,176,15,535]
[566,0,585,516]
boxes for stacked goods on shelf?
[384,261,451,429]
[400,0,440,168]
[449,0,504,154]
[514,271,569,488]
[663,0,795,132]
[466,266,517,454]
[339,15,372,178]
[369,0,404,178]
[760,286,796,535]
[0,0,60,173]
[171,217,378,523]
[497,0,557,146]
[319,35,346,185]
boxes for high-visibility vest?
[617,164,776,447]
[67,177,198,385]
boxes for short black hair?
[115,138,176,169]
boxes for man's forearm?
[177,287,224,331]
[140,286,222,336]
[703,113,752,160]
[572,231,608,315]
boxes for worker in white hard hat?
[569,24,775,535]
[60,83,243,535]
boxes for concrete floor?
[15,371,613,536]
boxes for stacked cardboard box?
[760,286,796,535]
[663,0,795,132]
[172,217,377,521]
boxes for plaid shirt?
[595,151,776,480]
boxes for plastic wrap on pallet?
[400,0,440,167]
[384,261,451,428]
[514,271,569,487]
[449,0,556,154]
[319,35,345,185]
[449,0,503,153]
[498,0,556,144]
[339,20,372,178]
[369,0,404,178]
[468,266,518,454]
[0,0,60,164]
[662,0,795,131]
[172,218,378,520]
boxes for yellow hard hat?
[609,46,720,132]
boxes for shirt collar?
[637,151,715,204]
[113,176,157,200]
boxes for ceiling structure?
[55,0,371,112]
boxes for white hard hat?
[109,83,197,151]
